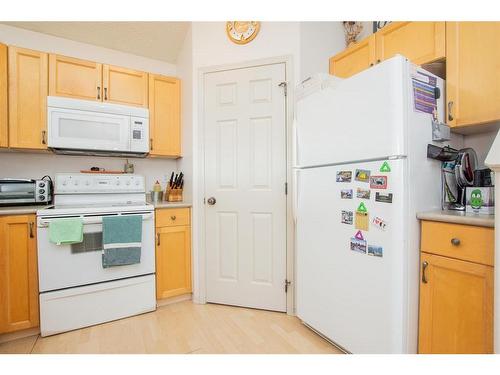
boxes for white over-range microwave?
[47,96,149,157]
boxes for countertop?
[416,210,495,228]
[146,200,192,209]
[0,204,52,216]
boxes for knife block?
[165,187,183,202]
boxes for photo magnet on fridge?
[367,245,383,257]
[341,189,353,199]
[350,237,367,254]
[355,211,369,231]
[356,188,371,200]
[371,216,388,231]
[355,169,371,183]
[336,171,352,182]
[341,210,353,225]
[375,192,393,204]
[370,176,387,189]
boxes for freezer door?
[295,56,408,168]
[296,159,408,353]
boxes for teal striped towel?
[102,215,142,268]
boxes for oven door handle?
[38,212,154,227]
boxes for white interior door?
[204,63,287,312]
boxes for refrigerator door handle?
[292,169,300,223]
[292,117,299,167]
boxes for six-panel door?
[49,54,103,101]
[103,64,148,107]
[446,22,500,128]
[418,252,493,354]
[149,74,181,157]
[8,46,48,150]
[0,214,39,333]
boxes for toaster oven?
[0,178,52,206]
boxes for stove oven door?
[37,211,155,293]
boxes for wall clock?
[226,21,261,45]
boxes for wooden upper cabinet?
[329,34,376,78]
[149,74,181,157]
[418,252,493,354]
[446,22,500,128]
[0,43,7,148]
[103,65,148,107]
[375,22,445,64]
[0,214,39,334]
[49,54,102,101]
[8,46,48,150]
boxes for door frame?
[194,55,295,314]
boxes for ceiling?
[2,22,190,64]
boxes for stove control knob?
[135,180,140,186]
[126,180,131,185]
[85,180,91,186]
[74,180,79,186]
[116,180,121,185]
[62,180,67,186]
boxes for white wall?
[0,24,179,192]
[463,130,498,169]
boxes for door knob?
[207,197,216,205]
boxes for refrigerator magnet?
[370,176,387,189]
[336,171,352,182]
[356,188,371,199]
[355,169,371,183]
[341,189,353,199]
[350,237,367,254]
[371,216,388,231]
[367,245,383,257]
[355,211,369,231]
[379,161,391,173]
[356,202,368,212]
[375,192,393,203]
[341,210,353,225]
[354,230,364,240]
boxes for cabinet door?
[149,74,181,157]
[418,253,493,354]
[375,22,445,65]
[0,43,7,148]
[103,64,148,107]
[0,215,39,333]
[329,34,376,78]
[8,47,48,149]
[446,22,500,128]
[155,225,191,299]
[49,54,102,101]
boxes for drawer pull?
[170,215,176,221]
[451,238,461,246]
[157,233,160,246]
[29,222,34,238]
[422,261,429,284]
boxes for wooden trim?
[0,43,7,147]
[446,22,459,127]
[0,327,39,344]
[156,293,192,308]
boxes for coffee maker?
[427,145,478,211]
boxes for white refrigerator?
[294,55,447,354]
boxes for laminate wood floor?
[0,301,341,354]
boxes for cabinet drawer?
[156,208,190,227]
[421,221,494,266]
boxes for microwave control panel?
[130,117,149,153]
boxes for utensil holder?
[166,188,183,202]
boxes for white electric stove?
[36,173,156,336]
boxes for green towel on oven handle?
[102,215,142,268]
[49,218,83,245]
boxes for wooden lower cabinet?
[0,214,39,334]
[155,208,191,300]
[418,221,494,354]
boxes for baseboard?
[156,293,192,307]
[0,327,40,344]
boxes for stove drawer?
[155,207,190,227]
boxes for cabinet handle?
[157,233,160,246]
[29,222,34,238]
[97,86,101,100]
[422,261,429,284]
[171,215,176,221]
[104,87,108,100]
[41,131,46,145]
[448,101,454,121]
[451,238,461,246]
[150,139,153,151]
[370,63,374,67]
[377,59,381,63]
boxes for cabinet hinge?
[285,182,288,195]
[279,81,288,96]
[285,279,291,293]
